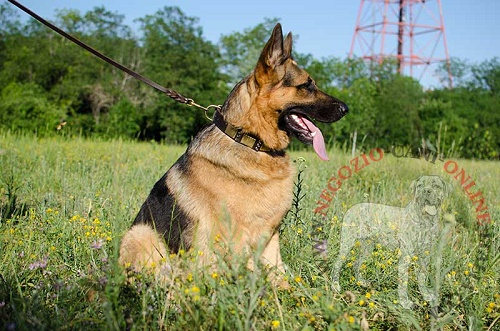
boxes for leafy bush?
[0,82,66,135]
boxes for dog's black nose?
[339,102,349,115]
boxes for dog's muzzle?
[418,187,443,216]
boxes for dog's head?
[223,24,348,160]
[410,175,451,218]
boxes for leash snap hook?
[185,100,221,121]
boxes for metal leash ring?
[185,100,222,121]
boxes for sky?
[4,0,500,87]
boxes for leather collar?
[212,110,271,152]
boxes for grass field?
[0,132,499,330]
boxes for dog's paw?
[356,279,371,288]
[267,272,290,289]
[399,298,415,310]
[422,293,438,307]
[276,279,291,290]
[332,280,341,292]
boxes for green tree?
[471,57,500,96]
[0,82,65,134]
[342,57,371,88]
[297,56,348,90]
[219,18,280,86]
[333,78,377,148]
[373,75,423,147]
[418,92,466,157]
[99,98,140,138]
[51,8,140,127]
[434,58,500,159]
[437,57,472,88]
[0,3,20,67]
[0,6,145,132]
[138,6,227,142]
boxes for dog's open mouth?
[423,205,437,216]
[421,195,442,216]
[281,112,329,160]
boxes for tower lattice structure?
[350,0,452,87]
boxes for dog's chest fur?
[135,125,295,254]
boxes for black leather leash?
[6,0,219,115]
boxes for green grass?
[0,132,499,330]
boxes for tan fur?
[119,224,168,272]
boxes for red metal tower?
[350,0,453,88]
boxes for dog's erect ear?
[440,177,453,198]
[260,23,285,69]
[255,23,291,84]
[410,177,420,195]
[283,32,293,58]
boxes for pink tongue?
[300,117,329,161]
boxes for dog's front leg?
[260,231,290,289]
[354,239,374,287]
[397,256,414,309]
[417,257,438,307]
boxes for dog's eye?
[298,78,315,91]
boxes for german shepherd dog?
[119,24,348,286]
